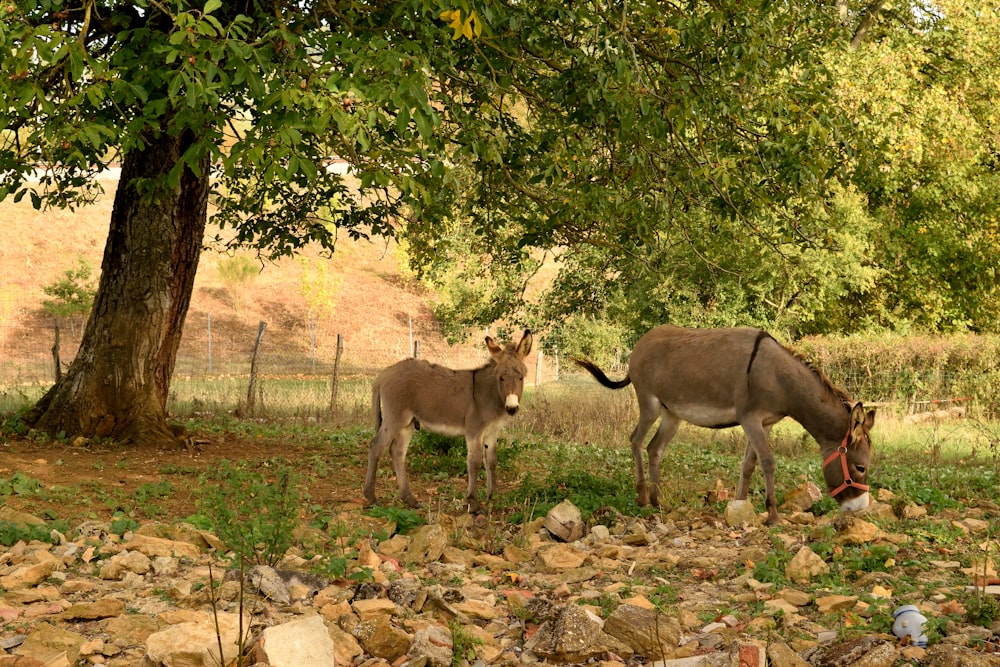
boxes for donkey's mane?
[785,342,853,406]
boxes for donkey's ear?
[516,330,533,357]
[485,336,503,358]
[850,402,875,438]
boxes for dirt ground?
[0,427,379,527]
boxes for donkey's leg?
[735,445,758,500]
[464,435,485,514]
[484,433,500,499]
[645,411,681,508]
[390,423,421,508]
[629,392,662,506]
[363,426,397,506]
[740,422,779,525]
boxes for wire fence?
[0,313,568,420]
[4,312,1000,422]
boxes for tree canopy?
[2,1,999,440]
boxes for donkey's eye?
[854,466,867,475]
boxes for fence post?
[207,313,213,374]
[535,348,543,388]
[329,333,344,415]
[246,321,267,416]
[413,340,420,358]
[52,321,62,383]
[310,314,316,374]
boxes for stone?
[786,546,830,583]
[404,524,449,564]
[543,500,585,542]
[536,544,586,570]
[142,612,246,667]
[59,597,125,621]
[14,623,86,666]
[780,482,823,512]
[407,623,453,667]
[329,623,365,666]
[0,559,57,589]
[815,595,858,614]
[121,534,201,559]
[768,641,809,666]
[259,615,335,667]
[724,500,759,527]
[348,614,411,661]
[834,517,880,545]
[529,604,632,663]
[802,635,899,667]
[603,603,679,661]
[99,550,151,579]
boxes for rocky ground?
[1,490,999,667]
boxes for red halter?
[823,429,870,498]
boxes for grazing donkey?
[575,325,875,525]
[363,330,533,513]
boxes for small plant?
[40,257,97,330]
[196,459,301,566]
[449,618,482,667]
[364,505,426,534]
[0,520,57,547]
[216,255,259,311]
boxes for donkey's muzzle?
[506,405,519,416]
[505,395,520,415]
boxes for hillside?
[0,178,490,386]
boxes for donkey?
[363,330,533,513]
[574,325,875,525]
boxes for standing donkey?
[574,325,875,525]
[364,330,533,513]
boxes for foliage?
[0,520,57,547]
[298,258,342,321]
[364,506,426,535]
[40,257,97,323]
[196,459,301,566]
[449,618,482,667]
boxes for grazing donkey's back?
[575,325,874,525]
[363,330,533,513]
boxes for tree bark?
[26,129,209,446]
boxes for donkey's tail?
[572,358,632,389]
[371,380,383,432]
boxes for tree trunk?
[27,129,209,446]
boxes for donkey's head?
[486,329,533,415]
[822,402,875,512]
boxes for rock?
[724,500,759,527]
[834,516,880,545]
[528,603,632,663]
[802,635,899,667]
[0,559,57,589]
[328,623,365,666]
[786,546,830,583]
[352,597,398,620]
[142,612,246,667]
[781,481,823,512]
[543,499,586,542]
[901,503,927,520]
[768,641,809,666]
[923,643,1000,666]
[603,603,679,661]
[99,550,151,579]
[405,524,449,564]
[407,623,453,667]
[121,533,201,558]
[815,595,858,614]
[13,623,86,665]
[59,597,125,621]
[536,544,586,570]
[259,615,335,667]
[348,614,411,661]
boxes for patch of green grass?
[364,506,425,534]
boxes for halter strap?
[823,429,870,498]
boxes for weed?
[364,506,425,534]
[197,459,301,566]
[449,618,482,667]
[0,520,56,547]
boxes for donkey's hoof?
[402,497,422,509]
